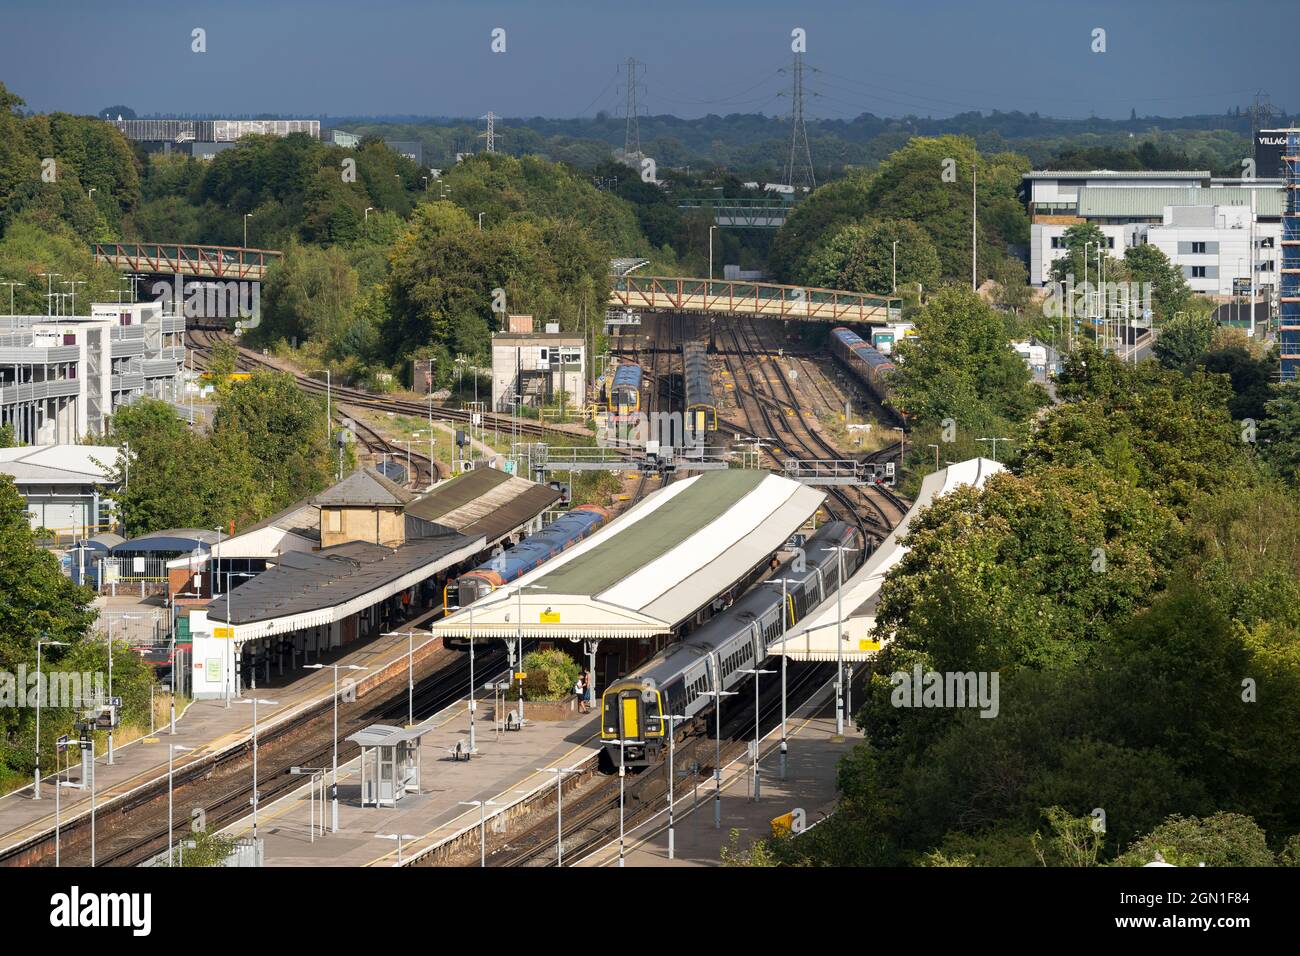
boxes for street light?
[765,575,800,779]
[447,604,480,753]
[234,697,278,842]
[738,668,776,800]
[304,662,369,832]
[459,799,501,866]
[34,636,69,799]
[660,713,688,858]
[221,570,257,706]
[511,583,547,724]
[708,225,717,282]
[478,212,485,231]
[165,743,193,865]
[376,832,418,866]
[696,689,737,828]
[382,629,438,728]
[827,544,860,736]
[975,436,1013,462]
[243,213,251,248]
[536,764,582,865]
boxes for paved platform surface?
[578,699,857,867]
[0,618,448,854]
[221,704,602,866]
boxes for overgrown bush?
[521,649,581,702]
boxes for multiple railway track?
[489,659,833,867]
[2,627,515,868]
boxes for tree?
[258,241,360,346]
[888,285,1048,427]
[1048,221,1122,288]
[1114,813,1276,867]
[1031,807,1105,867]
[768,171,874,282]
[1259,387,1300,485]
[1124,243,1191,321]
[1153,311,1216,371]
[803,219,940,294]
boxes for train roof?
[831,326,867,347]
[682,343,714,408]
[612,363,643,387]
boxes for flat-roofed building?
[491,331,586,413]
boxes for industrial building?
[490,329,586,413]
[0,444,118,538]
[1024,170,1283,298]
[0,301,186,444]
[110,118,320,143]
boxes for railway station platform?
[0,623,453,861]
[576,682,858,867]
[218,698,602,867]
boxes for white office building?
[0,301,186,444]
[1024,171,1283,297]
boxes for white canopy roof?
[429,470,825,640]
[775,457,1006,661]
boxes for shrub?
[521,649,581,702]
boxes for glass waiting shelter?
[345,724,426,808]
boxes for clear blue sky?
[1,0,1293,120]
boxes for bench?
[505,710,522,732]
[449,739,471,761]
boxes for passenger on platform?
[584,671,595,714]
[575,675,587,712]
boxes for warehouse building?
[0,443,118,540]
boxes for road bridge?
[609,275,901,325]
[677,197,791,228]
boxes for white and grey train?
[599,520,865,766]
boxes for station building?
[428,469,825,689]
[184,466,560,700]
[0,301,186,444]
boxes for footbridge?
[92,242,283,281]
[609,274,902,324]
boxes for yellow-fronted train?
[600,520,864,768]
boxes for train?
[828,326,896,407]
[443,504,612,613]
[599,520,865,767]
[681,342,718,445]
[607,362,643,422]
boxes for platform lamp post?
[660,713,688,859]
[443,604,479,753]
[170,580,204,734]
[459,799,501,866]
[377,832,418,866]
[892,239,899,294]
[305,663,369,833]
[536,764,582,866]
[55,742,78,867]
[223,570,257,702]
[927,443,940,473]
[0,278,20,314]
[233,696,277,842]
[167,743,194,865]
[738,668,775,799]
[381,629,438,728]
[697,688,737,828]
[827,544,861,737]
[34,635,69,799]
[764,577,800,779]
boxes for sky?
[1,0,1294,122]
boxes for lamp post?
[305,663,368,832]
[764,576,799,779]
[376,832,417,866]
[892,239,899,294]
[243,213,251,248]
[289,766,326,842]
[478,212,485,231]
[827,544,860,736]
[34,636,69,799]
[927,443,940,473]
[512,583,547,725]
[536,764,582,865]
[659,714,688,858]
[459,799,501,866]
[697,688,737,828]
[975,436,1013,463]
[708,225,717,282]
[222,569,256,704]
[166,743,193,865]
[738,668,776,800]
[55,745,77,866]
[234,696,278,842]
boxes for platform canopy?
[774,457,1006,662]
[429,469,825,641]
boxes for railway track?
[3,627,516,868]
[714,318,900,537]
[491,659,832,867]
